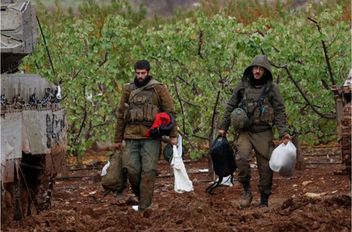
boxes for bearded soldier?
[219,55,291,208]
[113,60,177,212]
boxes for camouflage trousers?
[122,139,161,211]
[235,130,274,196]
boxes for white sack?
[171,135,193,193]
[269,141,297,177]
[101,161,110,176]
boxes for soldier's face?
[252,66,265,79]
[135,69,149,82]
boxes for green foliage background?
[23,0,351,158]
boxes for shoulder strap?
[257,83,273,115]
[242,83,272,115]
[258,84,272,105]
[237,82,246,106]
[129,79,160,102]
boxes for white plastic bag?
[101,161,110,176]
[269,141,297,177]
[171,135,193,193]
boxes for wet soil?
[4,147,351,232]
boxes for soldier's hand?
[111,142,123,150]
[218,129,226,137]
[281,134,291,145]
[170,137,178,145]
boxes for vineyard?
[23,0,351,158]
[2,0,351,231]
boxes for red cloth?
[146,112,171,137]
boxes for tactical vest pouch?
[126,88,160,125]
[143,103,159,122]
[240,84,274,127]
[260,104,274,125]
[252,100,274,125]
[128,108,143,122]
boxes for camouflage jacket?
[115,79,177,142]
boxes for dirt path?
[4,149,351,232]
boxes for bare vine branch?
[209,91,221,140]
[198,30,204,59]
[270,62,335,119]
[173,78,186,134]
[176,75,201,95]
[71,68,82,81]
[207,90,221,180]
[177,130,196,151]
[73,87,89,145]
[180,98,201,108]
[95,51,108,71]
[192,134,209,140]
[307,17,335,86]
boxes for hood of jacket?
[242,55,273,85]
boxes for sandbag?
[101,150,127,193]
[269,141,297,177]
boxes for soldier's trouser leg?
[250,130,274,197]
[138,140,160,211]
[123,140,142,198]
[236,132,253,207]
[236,132,253,185]
[122,139,160,211]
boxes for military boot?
[240,182,253,208]
[259,193,269,207]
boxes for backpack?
[101,150,127,194]
[206,136,237,194]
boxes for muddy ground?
[4,145,351,232]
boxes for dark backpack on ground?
[101,150,127,194]
[206,136,237,194]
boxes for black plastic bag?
[206,136,236,194]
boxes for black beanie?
[134,60,150,71]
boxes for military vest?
[124,80,160,126]
[239,84,274,126]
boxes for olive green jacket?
[115,79,177,142]
[219,55,289,138]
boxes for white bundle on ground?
[171,135,193,193]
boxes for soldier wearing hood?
[219,55,291,208]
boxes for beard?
[249,74,267,86]
[134,75,152,88]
